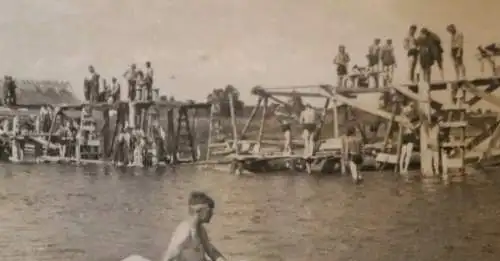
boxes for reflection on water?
[0,163,499,261]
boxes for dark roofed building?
[0,79,80,106]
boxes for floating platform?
[227,151,342,175]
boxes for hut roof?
[0,79,80,106]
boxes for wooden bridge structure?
[0,87,213,165]
[217,69,500,177]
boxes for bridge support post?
[418,81,434,177]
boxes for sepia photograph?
[0,0,499,260]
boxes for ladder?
[78,106,99,159]
[205,103,228,160]
[375,99,404,171]
[439,84,467,174]
[173,107,197,163]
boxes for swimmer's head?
[446,24,456,34]
[188,191,215,223]
[346,127,356,136]
[409,25,417,34]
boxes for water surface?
[0,164,499,261]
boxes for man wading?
[163,192,227,261]
[299,104,318,157]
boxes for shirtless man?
[333,45,350,88]
[343,127,363,184]
[367,38,381,72]
[381,39,396,85]
[123,64,138,101]
[299,104,317,157]
[428,116,442,176]
[85,65,100,103]
[399,101,417,175]
[447,24,466,80]
[477,43,500,75]
[404,25,418,83]
[145,61,154,100]
[163,191,226,261]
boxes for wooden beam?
[239,97,262,138]
[228,94,239,154]
[256,98,268,153]
[463,81,500,111]
[264,91,327,98]
[319,85,414,129]
[467,83,500,106]
[418,81,433,177]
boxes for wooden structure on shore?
[215,66,500,177]
[0,82,213,166]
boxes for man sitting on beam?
[477,43,500,75]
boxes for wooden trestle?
[222,74,500,176]
[0,99,211,165]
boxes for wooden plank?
[441,141,466,148]
[467,83,500,106]
[439,121,467,128]
[375,153,398,164]
[319,86,414,129]
[463,81,500,111]
[264,91,327,98]
[479,120,500,163]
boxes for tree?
[206,85,244,117]
[287,91,305,116]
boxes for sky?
[0,0,499,105]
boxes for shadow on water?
[0,163,499,261]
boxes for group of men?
[84,61,154,103]
[2,75,17,106]
[404,24,466,83]
[333,37,397,88]
[332,24,467,89]
[274,103,363,183]
[113,119,167,167]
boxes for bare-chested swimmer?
[299,104,317,157]
[163,191,226,261]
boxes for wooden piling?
[228,93,239,153]
[256,98,268,153]
[418,81,434,177]
[240,97,262,138]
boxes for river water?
[0,163,499,261]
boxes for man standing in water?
[399,100,418,175]
[299,104,317,157]
[163,191,226,261]
[343,127,363,184]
